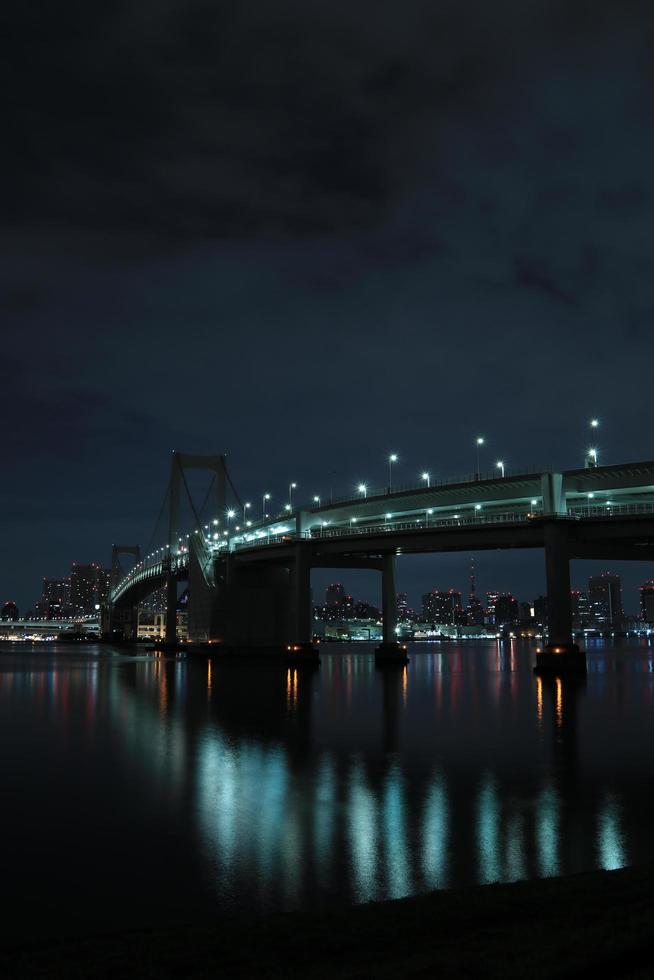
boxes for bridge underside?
[108,514,654,653]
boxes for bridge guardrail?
[112,500,654,597]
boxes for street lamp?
[426,507,434,526]
[243,502,251,525]
[422,472,431,488]
[227,510,235,541]
[496,460,505,478]
[288,482,297,508]
[262,493,270,521]
[587,448,598,468]
[350,517,358,530]
[358,483,367,498]
[590,418,599,429]
[388,454,398,492]
[475,437,484,477]
[313,495,321,507]
[385,513,392,525]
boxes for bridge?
[107,453,654,669]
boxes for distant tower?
[467,557,484,626]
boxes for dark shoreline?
[2,864,653,979]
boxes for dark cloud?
[2,0,651,244]
[2,1,654,609]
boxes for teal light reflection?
[421,775,448,888]
[477,775,501,883]
[313,754,336,889]
[597,795,626,871]
[348,760,379,902]
[383,765,411,899]
[536,784,560,877]
[505,813,525,880]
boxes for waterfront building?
[36,577,71,618]
[325,583,346,607]
[422,589,464,625]
[70,562,109,615]
[570,591,592,629]
[533,595,548,626]
[640,581,654,624]
[588,573,623,628]
[1,601,19,621]
[485,591,500,624]
[493,593,519,626]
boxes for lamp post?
[358,483,367,498]
[227,509,235,543]
[496,460,505,478]
[243,502,251,525]
[388,454,398,492]
[422,472,431,488]
[350,517,357,531]
[262,493,270,521]
[587,419,600,467]
[288,482,297,509]
[313,495,320,507]
[475,438,484,478]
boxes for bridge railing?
[232,500,654,551]
[322,466,548,508]
[112,500,654,594]
[232,509,540,549]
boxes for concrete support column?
[381,553,397,644]
[376,553,408,663]
[537,522,585,673]
[541,472,565,515]
[544,522,572,645]
[292,544,312,645]
[165,572,177,645]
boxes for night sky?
[3,1,653,613]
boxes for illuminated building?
[396,592,413,621]
[37,577,71,618]
[570,591,591,629]
[467,557,484,625]
[588,573,623,628]
[325,583,346,607]
[1,601,19,621]
[493,593,519,626]
[422,589,464,625]
[640,581,654,624]
[70,562,110,615]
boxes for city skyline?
[3,1,654,617]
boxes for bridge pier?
[536,522,586,674]
[288,544,320,661]
[164,570,178,646]
[375,553,408,664]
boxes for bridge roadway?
[108,459,654,664]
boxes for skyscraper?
[422,589,463,624]
[640,582,654,624]
[70,563,108,615]
[588,573,623,628]
[467,557,484,624]
[325,583,346,607]
[570,591,591,629]
[493,593,519,626]
[37,577,71,618]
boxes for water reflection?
[0,640,648,937]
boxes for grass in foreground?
[2,865,654,979]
